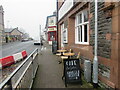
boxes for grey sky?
[1,0,56,39]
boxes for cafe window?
[61,23,68,44]
[75,10,89,44]
[63,28,68,43]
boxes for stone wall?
[90,2,112,59]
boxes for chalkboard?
[63,59,81,87]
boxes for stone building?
[57,0,120,88]
[0,5,5,45]
[4,27,23,42]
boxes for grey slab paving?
[32,43,87,88]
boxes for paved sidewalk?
[32,43,93,88]
[32,43,65,88]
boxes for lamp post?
[39,25,42,53]
[93,0,98,88]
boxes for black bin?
[52,41,57,54]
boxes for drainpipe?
[93,0,98,87]
[56,0,59,50]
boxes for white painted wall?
[58,0,73,20]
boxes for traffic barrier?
[21,50,27,59]
[13,52,23,63]
[0,56,15,69]
[0,50,27,69]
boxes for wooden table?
[56,50,67,64]
[57,50,67,53]
[63,53,75,56]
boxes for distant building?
[4,27,23,42]
[22,33,29,39]
[0,5,5,45]
[45,12,57,45]
[42,28,47,41]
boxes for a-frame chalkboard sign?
[63,59,82,87]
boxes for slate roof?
[4,28,23,34]
[4,28,13,33]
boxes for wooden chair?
[68,49,72,53]
[76,52,80,59]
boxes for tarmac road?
[0,40,44,84]
[0,40,42,58]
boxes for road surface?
[0,41,42,58]
[0,40,45,84]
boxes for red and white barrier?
[21,50,27,59]
[13,52,23,63]
[0,56,14,69]
[0,50,27,69]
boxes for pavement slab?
[32,42,93,88]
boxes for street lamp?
[39,25,42,54]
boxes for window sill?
[63,42,68,44]
[75,42,89,45]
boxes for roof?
[4,27,23,34]
[4,28,13,33]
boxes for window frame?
[63,28,68,43]
[61,23,68,44]
[75,10,89,45]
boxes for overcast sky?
[1,0,56,39]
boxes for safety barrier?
[0,48,39,89]
[22,50,27,59]
[0,50,27,69]
[0,56,14,69]
[13,52,23,62]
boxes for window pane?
[78,27,80,42]
[78,14,82,24]
[63,31,66,41]
[84,24,88,42]
[80,26,82,42]
[63,29,67,42]
[84,10,88,22]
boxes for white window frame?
[61,23,68,44]
[61,24,64,47]
[75,10,89,45]
[63,28,68,43]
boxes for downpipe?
[93,55,98,87]
[93,0,98,88]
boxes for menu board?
[63,59,81,87]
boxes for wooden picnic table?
[57,50,67,53]
[63,52,75,56]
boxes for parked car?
[34,40,43,45]
[21,39,29,42]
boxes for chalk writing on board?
[63,59,81,87]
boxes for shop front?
[47,27,57,45]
